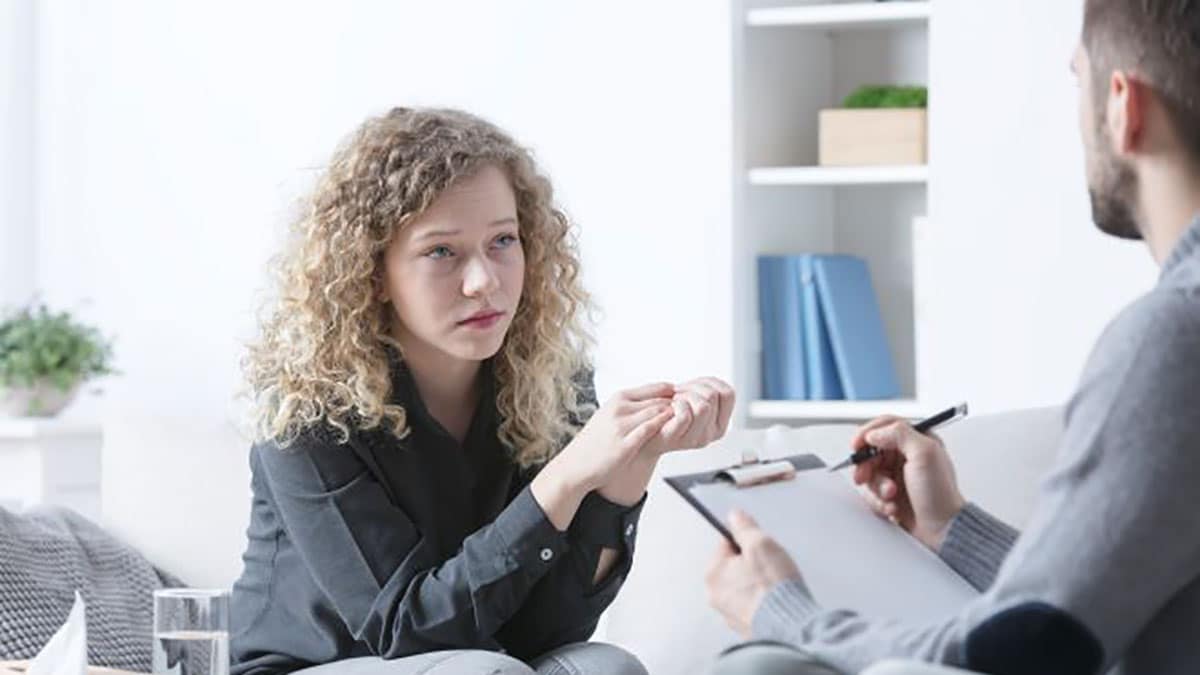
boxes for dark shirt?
[229,359,643,675]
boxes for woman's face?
[382,164,525,367]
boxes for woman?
[231,107,734,675]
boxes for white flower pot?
[0,380,82,417]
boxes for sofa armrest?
[861,660,981,675]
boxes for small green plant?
[0,303,115,392]
[842,85,928,109]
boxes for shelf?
[747,2,931,29]
[749,399,926,422]
[748,164,928,186]
[0,417,102,439]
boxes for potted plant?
[0,303,115,417]
[819,85,928,167]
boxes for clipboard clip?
[712,425,798,488]
[714,446,797,488]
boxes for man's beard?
[1087,125,1143,240]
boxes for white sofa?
[99,406,1063,675]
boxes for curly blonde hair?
[244,107,596,467]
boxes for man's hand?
[851,416,967,551]
[705,510,802,637]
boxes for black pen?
[828,402,969,472]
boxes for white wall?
[0,0,37,310]
[31,0,733,586]
[925,0,1158,413]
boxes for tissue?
[27,592,87,675]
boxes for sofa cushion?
[938,406,1062,528]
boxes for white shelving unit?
[0,417,103,519]
[746,1,930,29]
[732,0,931,425]
[748,164,928,186]
[749,398,926,422]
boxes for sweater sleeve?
[937,502,1020,592]
[749,293,1200,674]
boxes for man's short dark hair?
[1083,0,1200,166]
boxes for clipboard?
[663,454,823,553]
[663,452,979,622]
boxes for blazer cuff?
[570,490,646,550]
[493,485,571,572]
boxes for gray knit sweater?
[753,215,1200,675]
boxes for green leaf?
[0,303,116,386]
[842,85,928,109]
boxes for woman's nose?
[462,255,501,297]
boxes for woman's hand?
[850,416,966,551]
[531,383,675,527]
[597,377,736,506]
[656,377,737,454]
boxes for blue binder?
[757,257,784,400]
[797,256,844,400]
[811,256,900,400]
[779,257,807,399]
[757,256,806,399]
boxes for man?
[706,1,1200,673]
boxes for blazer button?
[539,547,554,562]
[625,523,635,537]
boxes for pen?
[828,402,969,472]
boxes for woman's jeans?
[291,642,647,675]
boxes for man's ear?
[1107,70,1146,156]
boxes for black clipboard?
[662,453,825,553]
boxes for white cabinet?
[0,418,102,519]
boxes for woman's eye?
[425,245,453,259]
[493,234,519,248]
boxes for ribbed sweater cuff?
[751,578,822,642]
[938,502,1019,592]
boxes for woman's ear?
[373,261,391,304]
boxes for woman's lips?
[458,311,504,329]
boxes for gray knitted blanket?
[0,505,181,672]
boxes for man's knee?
[711,642,842,675]
[531,642,648,675]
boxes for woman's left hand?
[655,377,736,454]
[597,376,735,506]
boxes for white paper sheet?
[691,469,978,622]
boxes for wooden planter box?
[819,108,927,166]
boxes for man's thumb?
[866,423,915,452]
[728,509,760,534]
